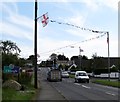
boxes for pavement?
[34,77,67,101]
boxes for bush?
[93,68,119,75]
[19,72,32,85]
[2,73,18,83]
[70,66,80,72]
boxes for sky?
[0,0,119,62]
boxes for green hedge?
[93,68,118,74]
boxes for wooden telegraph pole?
[107,32,110,81]
[34,0,38,88]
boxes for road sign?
[3,66,19,73]
[9,64,14,69]
[3,66,12,73]
[12,67,19,73]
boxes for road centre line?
[105,92,116,96]
[74,83,91,89]
[81,85,91,89]
[74,83,81,86]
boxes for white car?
[62,71,69,78]
[75,71,89,83]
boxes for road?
[38,68,119,101]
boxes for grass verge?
[2,73,37,101]
[91,79,120,88]
[69,74,75,78]
[2,87,36,101]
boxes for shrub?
[19,72,32,85]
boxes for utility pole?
[79,47,81,70]
[107,32,110,81]
[34,0,38,88]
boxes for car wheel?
[75,78,77,83]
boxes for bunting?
[38,13,109,55]
[50,20,106,34]
[40,33,106,55]
[39,12,49,27]
[39,13,107,35]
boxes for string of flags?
[37,12,49,27]
[40,33,106,55]
[38,12,109,55]
[50,20,107,34]
[39,12,107,34]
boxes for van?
[75,71,89,83]
[47,68,62,82]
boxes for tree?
[50,53,57,61]
[1,40,22,68]
[58,54,69,61]
[82,55,88,60]
[70,56,79,61]
[27,55,35,61]
[18,58,26,67]
[2,53,20,68]
[0,40,21,54]
[26,55,35,66]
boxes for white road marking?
[74,83,91,89]
[74,83,81,86]
[105,92,116,96]
[81,85,91,89]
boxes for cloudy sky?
[0,0,119,61]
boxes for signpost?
[3,66,20,82]
[3,66,19,73]
[3,66,12,73]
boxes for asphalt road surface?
[38,67,120,101]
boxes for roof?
[75,71,87,73]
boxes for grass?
[69,74,120,88]
[2,87,36,101]
[91,79,120,88]
[69,74,75,78]
[0,87,2,102]
[2,73,37,101]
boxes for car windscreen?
[62,72,68,74]
[78,73,87,76]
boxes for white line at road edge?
[105,92,116,96]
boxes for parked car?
[62,71,69,78]
[75,71,89,83]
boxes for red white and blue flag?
[40,12,49,27]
